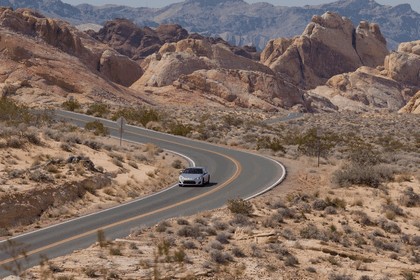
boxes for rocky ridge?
[2,0,418,51]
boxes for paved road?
[0,110,286,277]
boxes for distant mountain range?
[1,0,419,49]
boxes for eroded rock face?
[261,12,389,89]
[310,67,407,112]
[133,39,271,88]
[175,69,306,111]
[99,50,143,87]
[385,40,420,87]
[0,8,143,87]
[400,91,420,114]
[92,19,260,61]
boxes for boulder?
[99,50,143,87]
[385,40,420,87]
[309,67,409,112]
[400,91,420,114]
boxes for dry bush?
[399,187,420,207]
[215,232,230,244]
[227,198,253,216]
[209,249,233,264]
[177,225,201,238]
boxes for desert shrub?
[60,143,73,152]
[232,247,245,257]
[209,250,233,264]
[7,137,24,148]
[377,218,401,234]
[203,226,217,236]
[182,240,197,250]
[112,107,160,127]
[171,159,182,169]
[84,121,109,136]
[296,128,337,158]
[128,161,138,169]
[262,213,284,228]
[325,206,337,215]
[86,103,109,117]
[325,196,346,209]
[168,122,192,136]
[29,170,53,182]
[109,246,122,256]
[176,218,190,225]
[300,224,326,241]
[209,240,223,250]
[227,198,253,216]
[373,239,400,252]
[270,199,287,209]
[352,210,374,226]
[401,271,416,280]
[223,115,243,127]
[0,97,31,124]
[277,207,296,219]
[329,273,353,280]
[8,169,25,179]
[399,187,420,207]
[250,243,262,258]
[382,203,404,218]
[282,228,296,240]
[284,254,299,267]
[25,130,42,145]
[62,99,81,112]
[83,267,97,278]
[83,140,103,151]
[64,133,82,144]
[333,164,393,188]
[312,199,328,210]
[215,232,230,244]
[213,221,229,231]
[256,136,285,152]
[411,235,420,246]
[173,248,186,263]
[230,213,252,226]
[177,225,201,238]
[156,221,171,233]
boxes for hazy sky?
[62,0,420,13]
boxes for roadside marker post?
[117,117,126,146]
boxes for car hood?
[179,174,202,180]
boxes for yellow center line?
[0,114,242,267]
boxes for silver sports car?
[178,167,210,187]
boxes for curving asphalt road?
[0,110,286,277]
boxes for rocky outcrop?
[308,40,419,112]
[0,26,141,106]
[99,50,143,87]
[310,67,407,112]
[92,19,260,61]
[133,39,271,88]
[400,91,420,114]
[261,12,389,89]
[175,69,306,111]
[385,40,420,87]
[0,8,143,87]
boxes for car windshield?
[182,168,203,174]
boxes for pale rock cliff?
[261,12,388,89]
